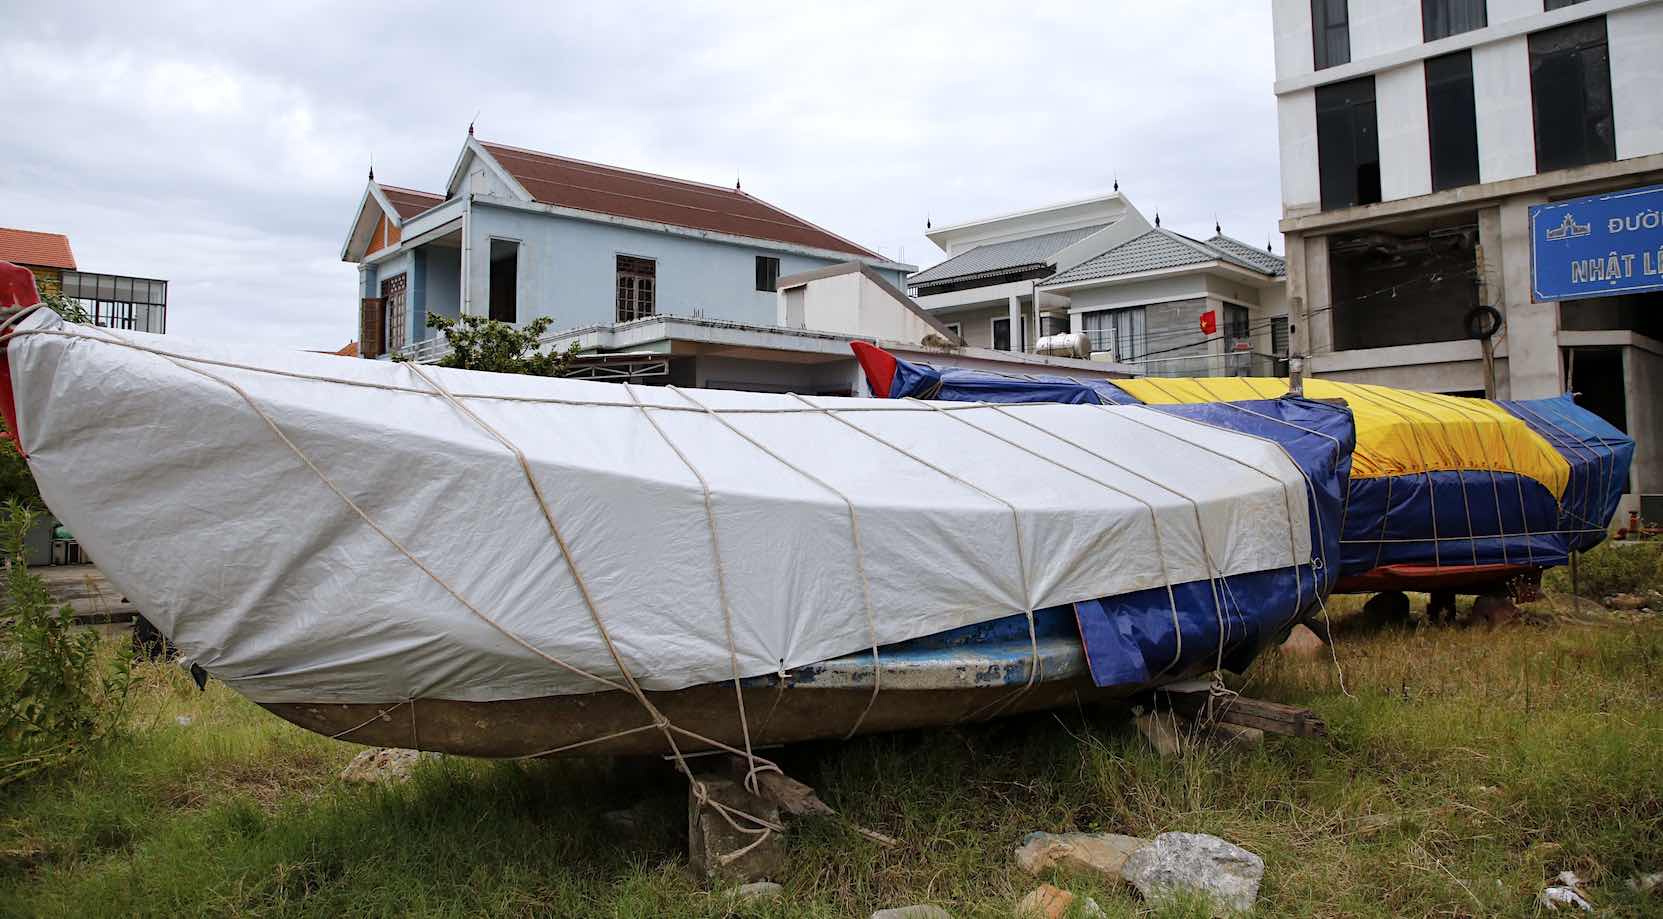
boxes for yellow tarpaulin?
[1115,377,1571,498]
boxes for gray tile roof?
[908,223,1112,288]
[1206,234,1287,277]
[1043,229,1283,286]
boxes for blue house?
[340,133,911,360]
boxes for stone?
[1279,623,1326,657]
[1471,594,1519,628]
[1014,884,1073,918]
[871,906,952,919]
[731,881,783,901]
[1120,832,1264,916]
[338,747,435,784]
[687,777,785,884]
[1606,593,1646,611]
[1134,712,1183,756]
[1014,831,1150,878]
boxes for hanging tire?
[1464,305,1502,340]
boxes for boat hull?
[261,677,1126,758]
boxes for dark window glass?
[1311,0,1350,69]
[1529,17,1615,173]
[1316,76,1381,211]
[992,317,1011,351]
[1544,0,1589,9]
[1426,50,1481,190]
[1080,308,1146,362]
[755,255,780,292]
[1422,0,1486,41]
[488,240,518,324]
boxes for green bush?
[418,313,581,376]
[0,500,133,786]
[1542,540,1663,598]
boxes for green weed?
[1,600,1660,917]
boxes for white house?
[340,132,914,361]
[907,194,1288,376]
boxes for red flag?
[1198,310,1217,335]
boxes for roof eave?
[1041,259,1279,293]
[470,194,914,272]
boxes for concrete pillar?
[1477,206,1506,397]
[1498,195,1561,398]
[1007,294,1022,352]
[1304,234,1334,357]
[1284,233,1311,358]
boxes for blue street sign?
[1530,183,1663,302]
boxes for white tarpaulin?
[4,311,1310,704]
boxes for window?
[1529,17,1614,173]
[1316,76,1381,211]
[1422,0,1485,41]
[1222,304,1250,345]
[1544,0,1589,9]
[755,256,780,292]
[382,273,408,354]
[1311,0,1350,70]
[1270,316,1291,375]
[944,322,962,340]
[1425,50,1481,190]
[992,317,1011,352]
[488,239,518,324]
[616,255,656,322]
[1080,308,1146,363]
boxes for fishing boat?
[852,341,1634,598]
[0,302,1352,757]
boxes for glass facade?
[60,270,167,334]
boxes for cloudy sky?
[1,1,1281,350]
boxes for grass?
[2,592,1661,918]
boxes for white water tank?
[1035,331,1090,359]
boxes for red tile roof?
[479,141,880,259]
[0,228,76,270]
[378,185,444,220]
[335,340,359,357]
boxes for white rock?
[731,881,783,900]
[871,906,952,919]
[1280,623,1327,657]
[337,747,435,783]
[1120,832,1263,915]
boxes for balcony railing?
[394,334,449,364]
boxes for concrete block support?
[687,777,785,884]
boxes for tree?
[419,313,581,376]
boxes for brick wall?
[27,267,62,299]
